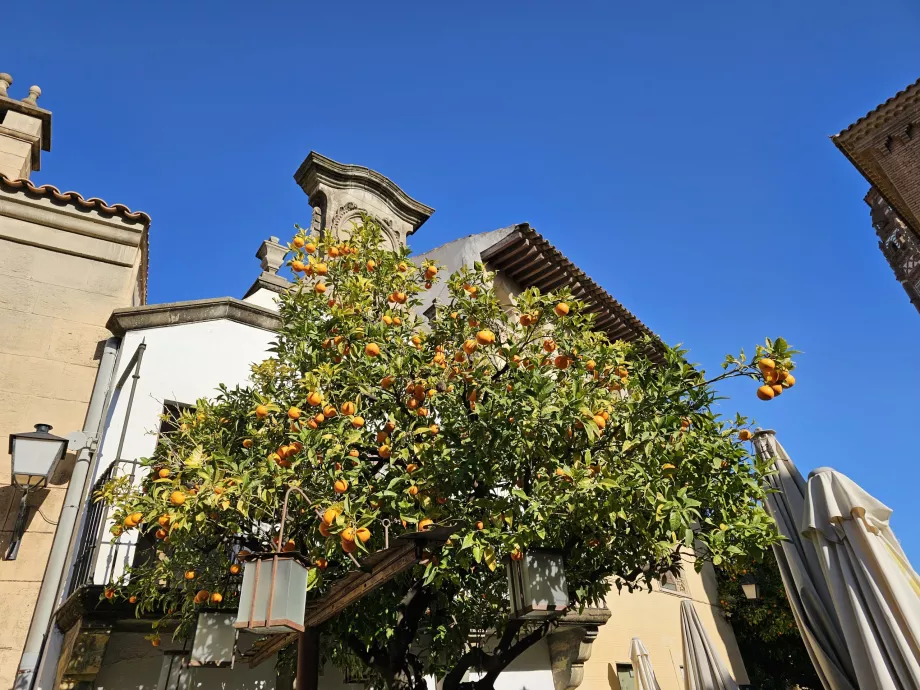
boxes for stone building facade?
[833,76,920,313]
[0,72,149,688]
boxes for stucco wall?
[0,195,146,687]
[86,319,276,586]
[583,565,748,690]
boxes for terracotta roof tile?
[0,173,151,226]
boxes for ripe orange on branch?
[756,385,775,401]
[475,330,495,345]
[757,358,776,374]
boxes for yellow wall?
[582,564,749,690]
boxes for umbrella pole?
[297,628,320,690]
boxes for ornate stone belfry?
[293,152,434,249]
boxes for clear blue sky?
[4,1,919,560]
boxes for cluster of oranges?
[318,505,371,554]
[289,232,440,301]
[755,358,796,401]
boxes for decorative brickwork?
[834,77,920,315]
[866,188,920,311]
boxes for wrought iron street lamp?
[9,423,67,488]
[5,424,68,560]
[739,572,761,600]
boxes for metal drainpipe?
[14,337,121,690]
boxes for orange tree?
[101,217,797,690]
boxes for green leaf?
[483,546,496,572]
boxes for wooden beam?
[303,544,418,628]
[248,632,296,667]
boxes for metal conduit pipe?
[14,337,121,690]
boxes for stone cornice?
[834,77,920,148]
[832,79,920,235]
[107,297,281,336]
[242,271,291,299]
[294,151,434,235]
[0,93,52,151]
[0,180,148,276]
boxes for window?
[886,233,904,252]
[659,571,687,594]
[615,663,635,690]
[344,668,369,685]
[159,401,196,436]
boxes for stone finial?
[256,236,286,273]
[22,85,41,106]
[0,73,12,98]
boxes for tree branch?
[442,646,486,690]
[347,634,394,686]
[387,579,433,667]
[477,622,552,689]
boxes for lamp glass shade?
[234,554,309,634]
[10,425,67,487]
[741,582,760,600]
[190,612,236,667]
[507,549,568,619]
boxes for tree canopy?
[716,557,821,690]
[101,218,798,689]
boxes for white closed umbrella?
[753,430,858,690]
[629,637,662,690]
[680,599,738,690]
[803,466,920,690]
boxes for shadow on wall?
[0,483,55,539]
[607,663,626,690]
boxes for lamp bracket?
[66,431,95,453]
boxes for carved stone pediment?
[294,152,433,249]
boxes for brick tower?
[834,77,920,314]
